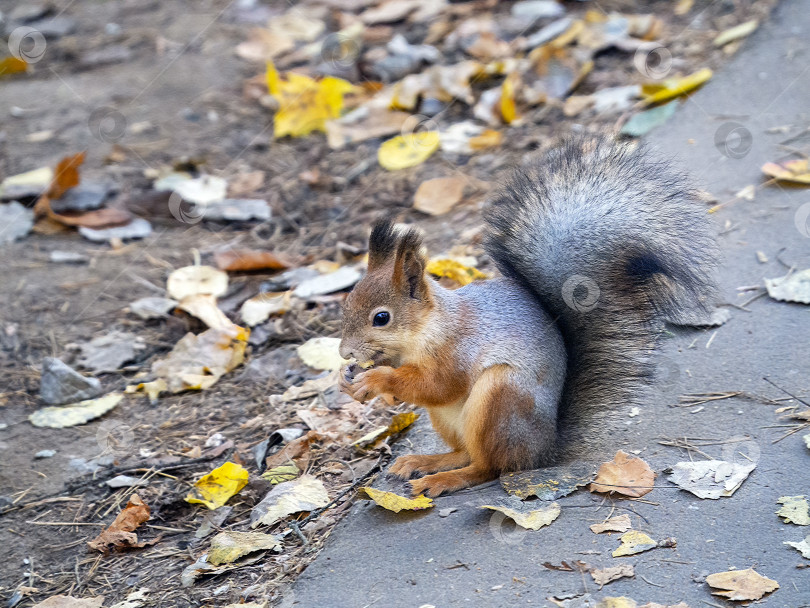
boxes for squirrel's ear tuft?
[392,227,427,299]
[368,220,398,270]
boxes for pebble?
[0,202,34,244]
[34,449,56,459]
[79,218,152,242]
[40,357,103,405]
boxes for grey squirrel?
[339,135,719,497]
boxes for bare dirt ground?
[0,1,787,606]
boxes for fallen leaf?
[296,400,367,436]
[88,494,151,552]
[501,462,594,501]
[29,393,124,428]
[282,370,339,401]
[261,462,300,485]
[266,62,357,139]
[776,495,810,525]
[251,474,330,527]
[36,195,132,229]
[764,269,810,304]
[481,502,561,530]
[591,564,635,587]
[413,177,466,216]
[785,535,810,559]
[167,265,229,300]
[638,604,689,608]
[590,514,633,534]
[714,20,758,47]
[236,27,295,62]
[378,131,440,170]
[213,249,292,272]
[353,411,419,448]
[240,292,292,326]
[31,597,104,608]
[359,487,434,513]
[705,568,779,601]
[325,108,410,150]
[293,266,362,299]
[264,431,321,470]
[762,159,810,185]
[48,152,85,200]
[426,258,487,287]
[0,201,34,243]
[804,434,810,450]
[107,589,149,608]
[612,530,658,557]
[125,379,167,402]
[500,72,520,123]
[620,101,678,136]
[176,294,236,331]
[595,599,637,608]
[667,460,755,499]
[78,331,141,373]
[297,337,347,371]
[208,530,281,565]
[227,171,265,198]
[0,166,53,199]
[589,450,655,497]
[0,56,28,78]
[186,462,249,510]
[640,68,712,106]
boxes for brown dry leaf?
[0,56,28,78]
[227,171,265,197]
[705,568,779,601]
[48,152,86,199]
[590,513,632,534]
[297,399,366,437]
[413,176,466,216]
[264,431,323,471]
[589,450,655,497]
[360,0,419,24]
[88,494,153,552]
[591,564,635,587]
[214,249,293,272]
[282,370,340,401]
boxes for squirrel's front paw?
[389,455,422,479]
[340,367,392,403]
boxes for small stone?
[40,357,103,405]
[0,202,34,244]
[34,449,56,459]
[106,475,149,488]
[260,267,320,292]
[50,183,110,213]
[27,16,77,38]
[511,1,565,20]
[79,218,152,242]
[201,199,271,222]
[50,250,89,264]
[419,98,445,117]
[129,296,178,320]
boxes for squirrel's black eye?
[373,311,390,327]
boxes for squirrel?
[338,136,719,497]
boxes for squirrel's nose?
[339,341,354,360]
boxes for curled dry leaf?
[167,265,228,300]
[213,249,293,272]
[776,495,810,525]
[88,494,152,552]
[667,459,755,499]
[240,291,292,327]
[29,393,124,429]
[589,450,655,497]
[413,176,466,216]
[251,474,330,528]
[640,68,712,106]
[705,568,779,601]
[297,337,348,371]
[761,159,810,185]
[208,530,281,565]
[481,501,561,531]
[591,564,635,587]
[611,530,658,557]
[590,513,632,534]
[185,461,249,510]
[353,411,419,448]
[359,487,434,513]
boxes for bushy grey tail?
[484,136,719,434]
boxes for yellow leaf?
[353,412,419,448]
[641,68,712,106]
[776,495,810,525]
[481,502,561,530]
[261,462,300,485]
[426,258,487,286]
[266,61,356,138]
[125,379,167,402]
[500,73,519,123]
[468,129,502,150]
[705,568,779,601]
[208,530,280,565]
[359,487,434,513]
[378,132,440,171]
[186,461,249,510]
[0,57,27,79]
[612,530,657,557]
[714,20,758,47]
[29,393,124,428]
[762,159,810,185]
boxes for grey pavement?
[289,1,810,606]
